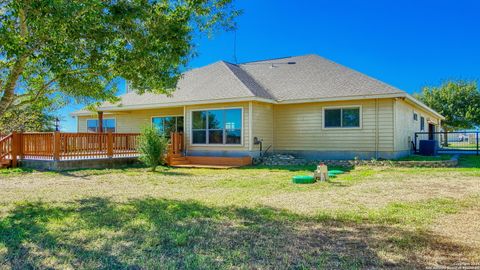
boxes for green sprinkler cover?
[292,175,315,184]
[328,170,345,175]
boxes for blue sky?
[61,0,480,131]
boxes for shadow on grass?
[55,165,193,179]
[0,197,471,269]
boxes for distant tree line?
[415,80,480,132]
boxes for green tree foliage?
[0,0,239,115]
[415,81,480,131]
[0,105,56,134]
[138,126,169,172]
[0,89,62,133]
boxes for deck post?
[18,132,24,160]
[53,131,61,161]
[107,131,113,158]
[11,131,18,168]
[98,112,104,133]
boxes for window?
[413,112,418,121]
[152,116,184,137]
[87,119,116,132]
[324,107,360,128]
[420,116,425,131]
[192,108,242,145]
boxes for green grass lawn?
[0,156,479,269]
[442,142,478,150]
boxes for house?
[72,54,443,160]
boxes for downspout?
[375,99,379,159]
[248,101,253,153]
[183,105,187,156]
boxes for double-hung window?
[324,107,361,128]
[152,116,184,137]
[192,108,242,145]
[420,116,425,131]
[87,119,116,132]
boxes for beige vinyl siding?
[77,107,183,133]
[76,97,441,156]
[184,102,250,152]
[273,99,394,152]
[394,99,441,151]
[251,102,274,151]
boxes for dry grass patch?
[430,204,480,262]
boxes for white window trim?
[420,116,426,131]
[190,107,244,147]
[413,110,419,121]
[86,117,117,132]
[150,115,184,134]
[322,105,362,130]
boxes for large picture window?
[192,108,242,145]
[87,119,116,132]
[152,116,184,137]
[324,107,360,128]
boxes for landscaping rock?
[258,154,459,168]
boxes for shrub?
[137,126,169,171]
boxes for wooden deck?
[0,131,252,169]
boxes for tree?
[0,0,239,115]
[0,105,56,134]
[415,81,480,145]
[137,125,169,172]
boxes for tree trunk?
[0,8,28,116]
[0,56,28,115]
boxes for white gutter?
[404,94,445,120]
[276,93,405,104]
[70,96,275,116]
[71,92,445,120]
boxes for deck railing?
[166,132,184,165]
[169,132,184,155]
[3,132,140,163]
[1,131,185,167]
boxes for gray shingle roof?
[74,54,407,114]
[238,54,404,101]
[99,60,265,108]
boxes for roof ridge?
[220,61,255,97]
[221,61,276,100]
[238,55,294,65]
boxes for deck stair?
[167,152,252,168]
[169,153,190,166]
[0,158,11,168]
